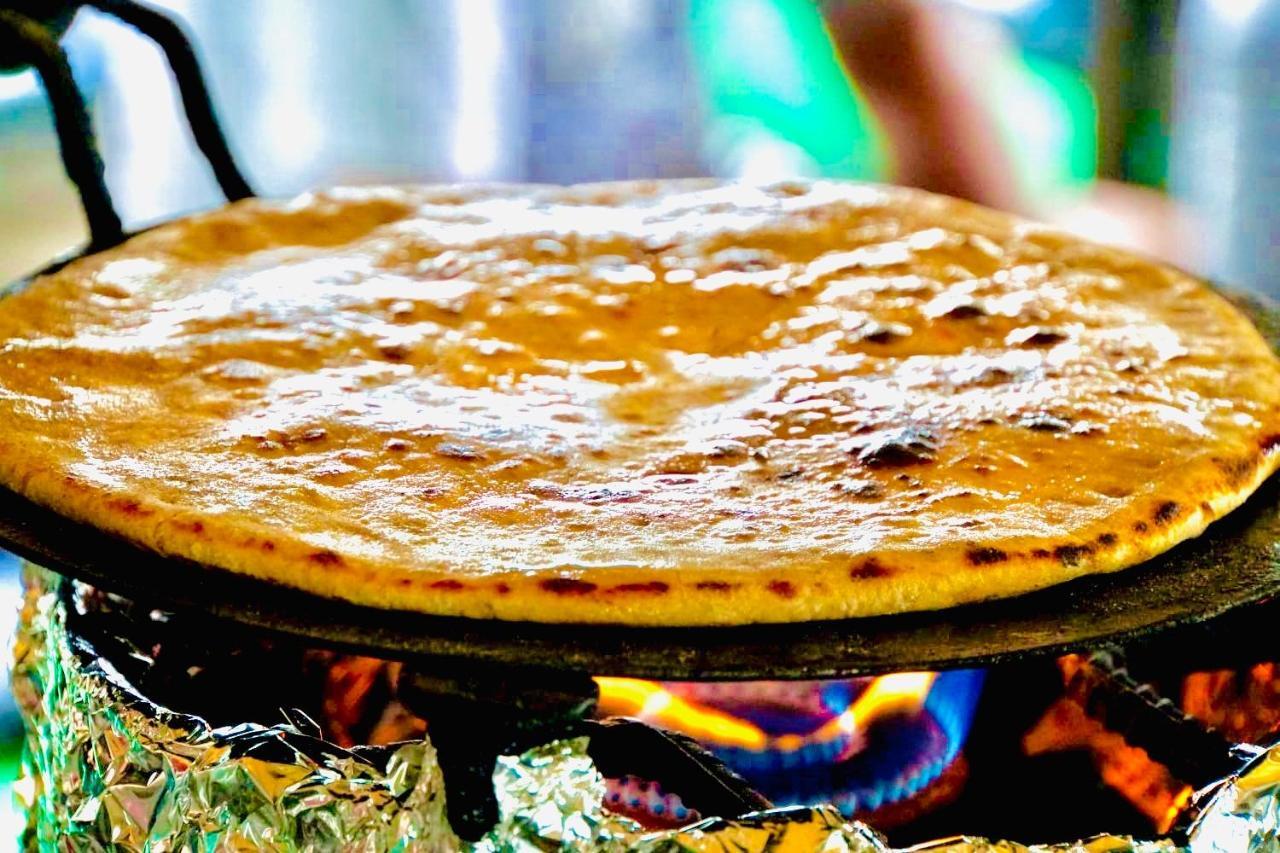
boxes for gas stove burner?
[604,775,700,828]
[8,0,1280,686]
[597,670,984,825]
[16,567,1280,848]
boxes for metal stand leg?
[88,0,253,202]
[0,8,123,249]
[398,666,599,841]
[0,0,254,254]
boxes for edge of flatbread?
[2,179,1279,625]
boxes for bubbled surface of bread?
[2,180,1279,624]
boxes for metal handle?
[0,7,122,250]
[0,0,254,252]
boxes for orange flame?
[1025,657,1195,834]
[1182,663,1280,744]
[1024,695,1192,833]
[594,677,769,749]
[1033,657,1280,832]
[594,672,936,758]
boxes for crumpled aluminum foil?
[1184,746,1280,852]
[10,565,1279,851]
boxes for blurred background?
[0,0,1277,844]
[9,0,1264,285]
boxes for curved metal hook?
[0,0,253,253]
[88,0,254,203]
[0,8,124,250]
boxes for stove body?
[4,3,1280,850]
[13,565,1280,850]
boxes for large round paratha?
[2,181,1278,625]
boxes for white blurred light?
[0,71,38,103]
[90,10,185,218]
[252,2,323,188]
[722,0,807,106]
[730,133,816,182]
[451,0,502,179]
[1211,0,1266,25]
[948,0,1042,14]
[1053,201,1144,253]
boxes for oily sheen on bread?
[2,180,1279,625]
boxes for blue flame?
[702,669,986,817]
[925,669,987,772]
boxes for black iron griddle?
[4,252,1279,679]
[5,0,1280,682]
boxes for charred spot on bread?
[768,580,797,598]
[852,426,938,468]
[966,546,1009,566]
[1018,414,1072,432]
[309,549,343,566]
[608,581,670,594]
[1153,501,1181,525]
[430,579,465,591]
[1007,326,1069,347]
[1214,455,1256,486]
[541,578,597,596]
[1054,543,1094,566]
[850,558,893,579]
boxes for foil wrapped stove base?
[10,565,1277,851]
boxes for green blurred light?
[691,0,888,178]
[986,50,1097,198]
[690,0,1097,199]
[0,735,23,851]
[1123,106,1169,189]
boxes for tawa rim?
[2,248,1279,679]
[4,469,1280,680]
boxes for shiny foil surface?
[10,565,1279,851]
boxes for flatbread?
[2,180,1278,625]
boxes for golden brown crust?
[2,180,1279,625]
